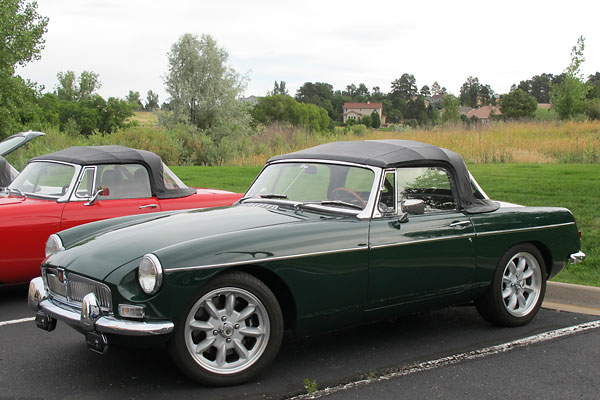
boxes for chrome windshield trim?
[370,233,476,250]
[9,160,81,202]
[165,246,369,273]
[476,222,576,237]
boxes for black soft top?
[31,145,195,199]
[269,140,499,214]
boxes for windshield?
[245,162,375,210]
[9,162,76,198]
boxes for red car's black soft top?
[269,139,500,214]
[31,145,195,199]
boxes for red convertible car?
[1,141,242,284]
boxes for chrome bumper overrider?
[569,251,586,264]
[28,277,174,336]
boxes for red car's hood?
[0,195,49,206]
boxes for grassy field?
[171,164,599,287]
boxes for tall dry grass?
[237,121,600,166]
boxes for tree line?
[1,0,599,143]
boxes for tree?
[499,89,537,119]
[163,33,250,138]
[295,82,334,118]
[271,80,288,96]
[0,0,48,139]
[126,90,144,110]
[441,94,460,123]
[145,90,159,110]
[420,85,431,97]
[431,81,447,96]
[371,110,381,128]
[459,76,480,107]
[391,74,418,99]
[56,70,102,101]
[586,72,600,99]
[550,36,590,119]
[515,73,555,103]
[251,94,330,131]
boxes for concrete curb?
[543,281,600,317]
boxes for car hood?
[46,203,317,280]
[0,131,45,157]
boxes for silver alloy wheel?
[501,251,542,317]
[184,286,270,375]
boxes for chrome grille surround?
[42,267,112,313]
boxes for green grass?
[173,164,599,287]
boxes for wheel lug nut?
[221,316,227,321]
[226,338,231,343]
[212,330,218,335]
[234,324,240,329]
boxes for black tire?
[169,271,283,386]
[476,244,547,327]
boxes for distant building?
[462,105,502,124]
[240,95,259,106]
[343,102,384,123]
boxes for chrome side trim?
[165,246,369,273]
[569,251,586,264]
[476,222,576,237]
[370,233,476,250]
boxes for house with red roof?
[462,105,502,124]
[343,102,384,124]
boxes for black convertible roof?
[31,145,195,199]
[269,140,499,214]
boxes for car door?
[61,164,162,229]
[367,166,476,313]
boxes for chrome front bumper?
[28,277,174,336]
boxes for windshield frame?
[242,159,383,219]
[8,160,81,202]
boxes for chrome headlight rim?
[138,253,163,296]
[45,234,65,257]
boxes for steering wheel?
[330,187,366,207]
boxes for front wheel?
[476,244,546,327]
[169,271,283,386]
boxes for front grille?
[44,267,112,312]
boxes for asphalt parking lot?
[1,284,599,400]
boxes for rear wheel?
[476,244,546,326]
[169,271,283,386]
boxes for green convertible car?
[28,140,585,385]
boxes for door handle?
[139,204,158,209]
[450,220,471,230]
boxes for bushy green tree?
[145,90,159,110]
[441,94,460,123]
[251,94,330,131]
[360,114,372,128]
[550,36,590,120]
[163,33,251,139]
[0,0,48,139]
[126,90,144,110]
[371,110,381,128]
[56,70,102,101]
[295,82,334,119]
[500,89,537,119]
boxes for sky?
[18,0,600,104]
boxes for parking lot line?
[0,317,35,327]
[286,320,600,400]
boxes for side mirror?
[402,199,425,215]
[84,186,109,206]
[398,199,425,223]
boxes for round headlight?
[45,234,65,257]
[138,254,163,295]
